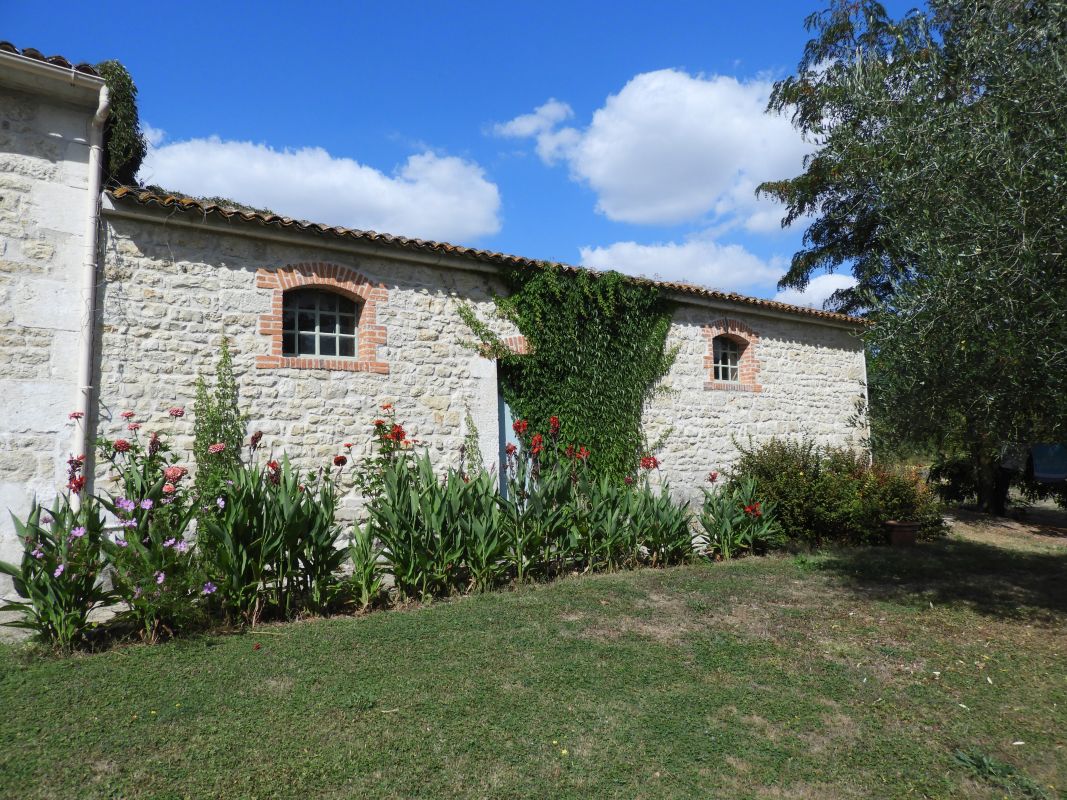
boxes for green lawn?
[2,526,1065,799]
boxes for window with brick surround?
[282,289,360,358]
[712,336,741,383]
[703,318,762,392]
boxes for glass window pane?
[282,309,295,331]
[319,336,337,356]
[319,313,337,333]
[298,311,316,331]
[339,337,355,357]
[298,333,316,355]
[338,297,356,315]
[282,333,295,355]
[338,314,356,335]
[297,292,317,310]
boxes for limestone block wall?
[0,84,96,580]
[94,213,508,518]
[646,303,868,504]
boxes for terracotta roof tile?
[107,186,864,326]
[0,41,99,76]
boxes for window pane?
[339,337,355,357]
[282,309,295,331]
[319,313,337,333]
[338,297,356,314]
[282,333,295,355]
[318,294,337,312]
[319,336,337,356]
[338,314,356,335]
[298,311,316,332]
[298,333,316,355]
[296,292,317,310]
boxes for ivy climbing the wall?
[94,60,147,186]
[461,265,676,480]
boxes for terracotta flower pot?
[885,520,920,546]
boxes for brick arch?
[702,317,762,393]
[255,262,389,373]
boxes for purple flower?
[41,515,53,525]
[122,518,138,529]
[31,546,44,559]
[133,587,143,599]
[140,499,154,511]
[175,540,189,554]
[202,581,217,595]
[53,564,65,578]
[116,498,136,513]
[69,526,86,539]
[154,570,165,585]
[161,497,175,506]
[163,538,177,548]
[216,497,226,510]
[114,536,128,548]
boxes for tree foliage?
[94,60,147,186]
[766,0,1067,510]
[193,338,247,509]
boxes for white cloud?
[773,273,857,309]
[496,69,809,229]
[579,237,785,294]
[138,133,502,242]
[492,99,573,139]
[142,123,166,148]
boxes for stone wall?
[0,84,96,581]
[94,213,508,518]
[95,209,867,517]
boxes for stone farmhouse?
[0,44,868,578]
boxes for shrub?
[192,338,246,521]
[729,438,943,546]
[698,478,785,559]
[629,480,694,566]
[348,523,384,609]
[0,495,111,650]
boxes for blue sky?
[6,1,911,305]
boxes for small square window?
[282,289,361,358]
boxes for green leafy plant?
[0,496,111,650]
[459,265,677,481]
[192,338,246,521]
[95,60,147,186]
[698,478,785,560]
[348,523,384,609]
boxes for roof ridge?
[106,186,865,326]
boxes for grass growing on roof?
[1,528,1065,799]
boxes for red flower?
[549,416,560,436]
[707,470,719,483]
[640,455,659,470]
[505,443,517,456]
[333,455,348,467]
[68,411,84,420]
[250,431,263,450]
[390,424,406,442]
[343,442,354,449]
[743,502,762,518]
[67,476,86,493]
[164,466,187,482]
[512,419,528,437]
[168,407,185,418]
[624,475,634,486]
[565,445,575,459]
[381,402,393,411]
[113,439,131,453]
[373,419,386,427]
[577,446,590,461]
[253,642,262,651]
[120,411,135,420]
[127,422,141,431]
[162,483,176,495]
[207,442,226,455]
[267,460,280,472]
[530,433,544,455]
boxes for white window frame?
[282,289,360,358]
[712,336,741,383]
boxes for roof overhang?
[0,44,103,107]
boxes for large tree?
[762,0,1067,512]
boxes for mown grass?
[1,528,1065,799]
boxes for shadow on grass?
[816,537,1067,625]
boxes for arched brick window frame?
[703,318,762,393]
[255,262,389,373]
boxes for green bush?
[0,495,112,650]
[729,438,943,546]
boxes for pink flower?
[31,546,44,559]
[168,407,185,418]
[162,483,176,495]
[113,439,131,453]
[120,411,135,420]
[53,564,65,578]
[127,422,141,431]
[68,411,84,420]
[115,536,128,548]
[69,526,86,539]
[163,466,187,482]
[154,571,165,585]
[207,442,226,455]
[707,470,719,483]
